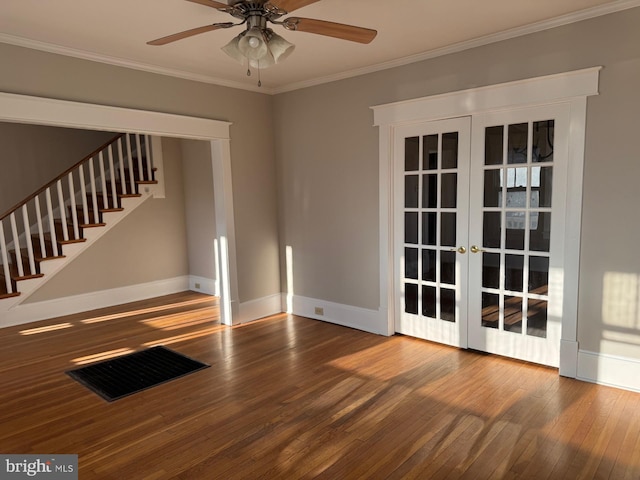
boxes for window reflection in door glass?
[508,123,528,164]
[533,120,554,163]
[529,256,549,294]
[482,293,499,329]
[532,166,553,208]
[483,212,501,248]
[530,212,551,252]
[504,296,523,333]
[527,299,548,338]
[484,169,502,207]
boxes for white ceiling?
[0,0,636,94]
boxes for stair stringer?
[0,186,159,320]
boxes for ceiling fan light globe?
[268,33,295,64]
[238,28,268,61]
[221,36,245,64]
[249,52,276,69]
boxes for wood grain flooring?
[0,291,638,479]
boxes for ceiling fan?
[148,0,377,83]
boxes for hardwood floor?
[0,291,638,479]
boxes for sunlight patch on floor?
[72,347,134,365]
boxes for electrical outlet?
[314,307,324,316]
[195,283,201,289]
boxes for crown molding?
[272,0,640,94]
[0,33,275,95]
[1,0,638,96]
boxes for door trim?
[372,67,600,377]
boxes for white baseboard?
[189,275,218,296]
[237,293,283,324]
[0,276,190,328]
[288,294,385,335]
[577,350,640,393]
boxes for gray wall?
[273,8,640,359]
[0,122,113,214]
[181,139,217,285]
[0,42,281,304]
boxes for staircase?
[0,133,162,314]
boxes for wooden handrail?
[0,133,124,222]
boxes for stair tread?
[79,223,106,228]
[136,180,158,185]
[0,291,20,300]
[39,233,87,245]
[37,255,66,262]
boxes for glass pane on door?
[476,119,554,338]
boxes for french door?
[395,117,471,348]
[396,104,568,367]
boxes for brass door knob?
[470,245,484,254]
[457,246,467,254]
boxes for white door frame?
[0,91,239,326]
[372,67,601,377]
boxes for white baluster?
[99,152,108,210]
[34,196,47,259]
[145,135,152,181]
[0,221,14,294]
[9,212,24,278]
[108,145,118,209]
[89,157,100,224]
[126,135,135,193]
[56,179,69,242]
[68,172,80,239]
[117,138,126,194]
[79,164,89,225]
[136,135,144,181]
[22,205,36,275]
[45,188,59,257]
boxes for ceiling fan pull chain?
[258,63,262,87]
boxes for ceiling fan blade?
[147,24,229,46]
[284,17,377,44]
[269,0,322,13]
[185,0,230,10]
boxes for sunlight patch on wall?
[286,245,294,314]
[602,272,639,329]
